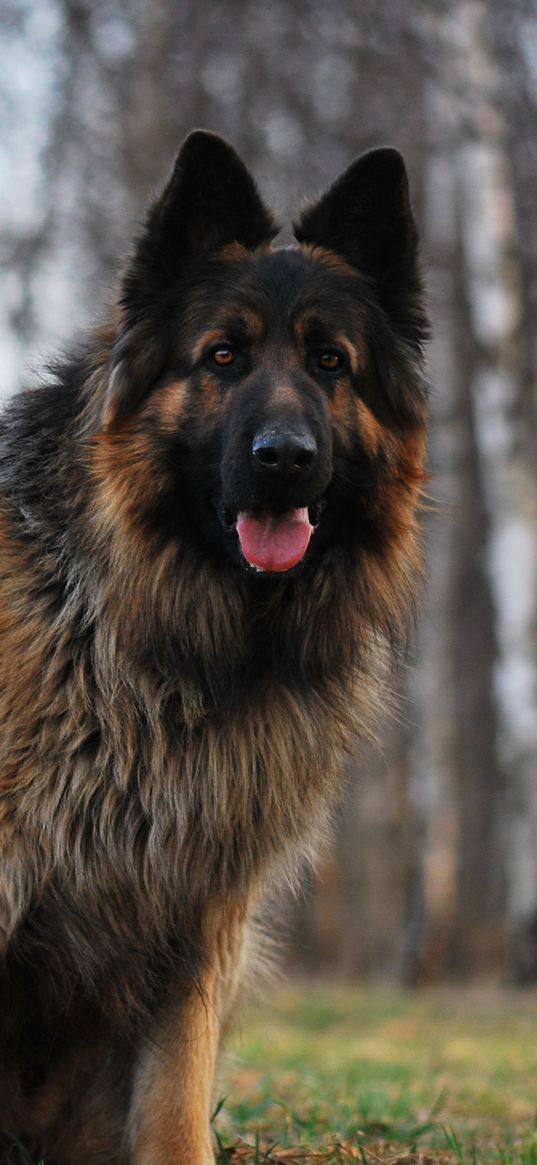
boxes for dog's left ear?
[294,148,423,344]
[104,132,278,425]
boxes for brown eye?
[212,347,235,367]
[318,351,342,372]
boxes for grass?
[212,985,537,1164]
[3,985,537,1163]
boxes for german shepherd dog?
[0,132,427,1163]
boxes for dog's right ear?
[104,132,278,426]
[122,131,278,312]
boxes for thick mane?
[0,133,428,1159]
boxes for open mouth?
[217,499,325,573]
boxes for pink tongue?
[236,508,314,573]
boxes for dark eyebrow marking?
[191,311,264,362]
[295,313,362,374]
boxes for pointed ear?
[122,130,279,309]
[294,148,425,346]
[104,131,278,425]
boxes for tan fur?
[356,399,383,457]
[144,379,191,432]
[129,906,248,1165]
[0,143,427,1159]
[130,984,218,1165]
[300,243,358,279]
[0,366,424,1159]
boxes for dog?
[0,130,428,1163]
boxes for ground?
[214,985,537,1164]
[2,984,537,1164]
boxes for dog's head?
[94,131,427,585]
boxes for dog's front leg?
[128,902,251,1165]
[128,969,219,1165]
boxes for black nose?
[252,427,318,476]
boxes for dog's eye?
[211,347,235,367]
[318,351,343,372]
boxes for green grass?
[3,985,537,1163]
[213,985,537,1163]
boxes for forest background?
[1,0,536,986]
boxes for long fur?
[0,131,428,1163]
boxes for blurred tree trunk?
[485,0,537,981]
